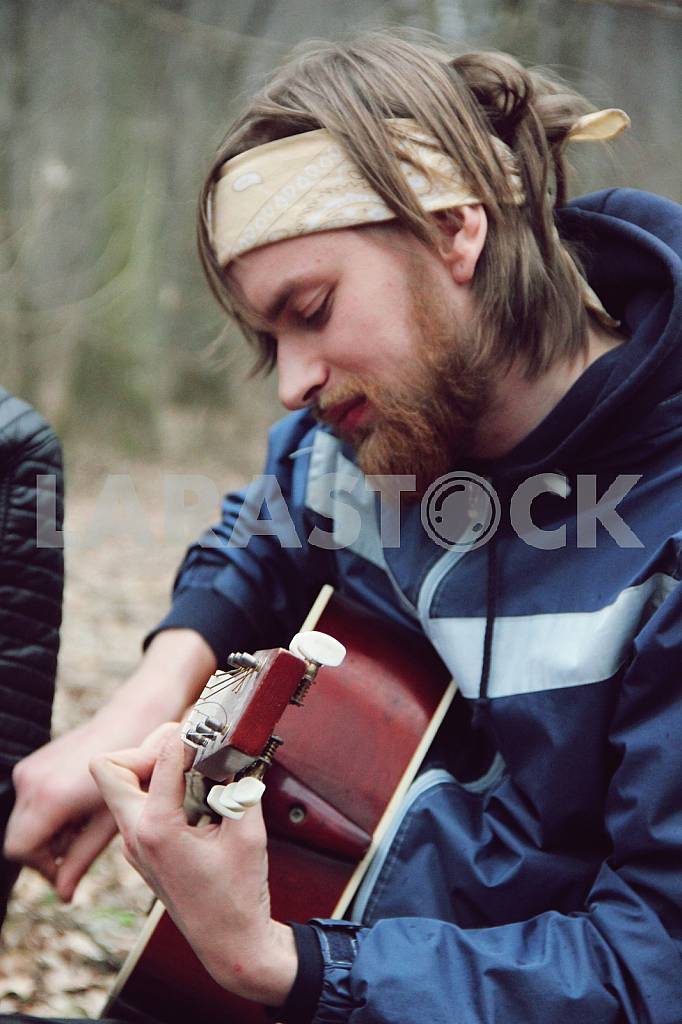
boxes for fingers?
[5,736,104,880]
[90,724,186,850]
[145,726,189,819]
[5,806,118,902]
[4,788,74,884]
[4,780,67,869]
[6,723,188,902]
[139,721,182,756]
[21,844,60,885]
[89,743,158,831]
[54,806,118,902]
[217,790,268,856]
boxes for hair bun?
[451,52,534,145]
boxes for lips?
[323,396,370,436]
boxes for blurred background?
[2,0,681,467]
[1,0,681,1015]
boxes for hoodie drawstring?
[471,493,501,727]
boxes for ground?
[0,433,259,1017]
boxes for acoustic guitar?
[103,586,455,1023]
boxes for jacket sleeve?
[147,413,337,663]
[300,577,682,1024]
[0,390,64,769]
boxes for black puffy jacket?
[0,389,63,768]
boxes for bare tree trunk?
[2,0,39,404]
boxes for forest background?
[1,0,681,1015]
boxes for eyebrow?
[243,272,324,330]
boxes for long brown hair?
[197,31,600,377]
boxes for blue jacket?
[156,189,682,1023]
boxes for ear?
[436,204,488,286]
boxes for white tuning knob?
[207,776,266,820]
[289,630,346,667]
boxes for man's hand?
[4,629,217,901]
[90,725,298,1008]
[5,722,119,900]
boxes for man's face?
[229,224,494,491]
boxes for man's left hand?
[90,724,298,1007]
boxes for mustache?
[313,380,367,423]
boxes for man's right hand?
[3,628,217,901]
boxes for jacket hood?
[490,188,682,480]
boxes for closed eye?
[298,292,333,330]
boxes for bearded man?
[5,32,682,1024]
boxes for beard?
[315,264,496,496]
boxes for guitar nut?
[289,805,306,824]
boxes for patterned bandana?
[209,109,629,268]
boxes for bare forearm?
[93,628,218,739]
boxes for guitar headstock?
[182,631,345,783]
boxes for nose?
[276,336,329,410]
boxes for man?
[6,32,682,1023]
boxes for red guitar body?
[104,590,452,1023]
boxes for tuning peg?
[289,630,346,667]
[227,652,259,671]
[207,777,266,820]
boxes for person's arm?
[4,628,216,900]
